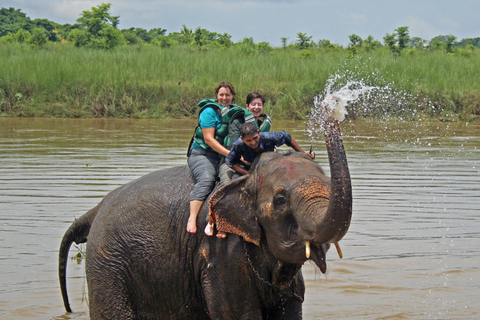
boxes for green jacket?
[193,99,256,151]
[257,114,272,133]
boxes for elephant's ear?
[209,176,261,246]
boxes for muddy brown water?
[1,118,479,319]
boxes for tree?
[149,28,167,38]
[383,26,410,54]
[180,25,192,44]
[257,41,273,54]
[280,37,288,48]
[193,27,205,47]
[363,35,382,51]
[32,18,60,41]
[69,3,125,49]
[28,27,48,47]
[383,32,398,54]
[456,37,480,49]
[410,37,427,49]
[445,35,457,53]
[395,26,410,51]
[0,7,34,37]
[296,32,313,49]
[216,33,232,47]
[348,34,363,48]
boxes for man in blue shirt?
[226,122,315,176]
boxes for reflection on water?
[1,118,479,320]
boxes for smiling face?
[241,131,260,150]
[246,98,264,119]
[216,87,234,107]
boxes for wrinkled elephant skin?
[59,119,352,319]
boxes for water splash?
[307,75,378,139]
[307,69,434,141]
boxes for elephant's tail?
[59,206,98,313]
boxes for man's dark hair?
[240,122,258,138]
[246,92,265,105]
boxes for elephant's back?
[88,165,194,244]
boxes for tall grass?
[0,43,479,120]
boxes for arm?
[231,164,249,175]
[290,138,315,159]
[203,127,230,157]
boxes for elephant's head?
[210,120,352,273]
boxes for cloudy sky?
[4,0,479,46]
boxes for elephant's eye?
[274,193,287,207]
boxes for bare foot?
[204,222,214,236]
[216,231,226,238]
[186,217,197,233]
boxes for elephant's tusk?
[305,241,311,259]
[334,242,343,259]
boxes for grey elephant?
[59,119,352,319]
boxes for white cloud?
[439,18,460,31]
[346,13,367,27]
[405,16,440,39]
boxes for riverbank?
[1,44,479,121]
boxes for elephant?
[58,118,352,319]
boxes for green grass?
[1,43,479,120]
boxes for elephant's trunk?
[321,119,352,243]
[295,120,352,245]
[292,119,351,272]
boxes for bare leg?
[187,200,204,233]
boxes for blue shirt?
[192,107,222,149]
[225,131,292,168]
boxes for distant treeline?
[1,4,480,52]
[0,4,479,121]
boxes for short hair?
[215,82,236,97]
[246,92,265,105]
[240,122,258,138]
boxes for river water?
[1,118,479,320]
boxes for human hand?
[305,152,315,160]
[240,156,251,166]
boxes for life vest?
[257,114,272,132]
[191,99,254,151]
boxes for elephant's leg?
[267,296,303,320]
[267,273,305,320]
[87,263,135,319]
[202,239,263,319]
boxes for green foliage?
[346,46,358,58]
[27,27,48,47]
[429,34,458,54]
[296,32,313,49]
[0,28,31,43]
[0,7,33,36]
[1,7,480,121]
[395,26,410,51]
[70,3,125,49]
[363,35,382,51]
[32,18,60,42]
[456,37,480,48]
[348,34,363,47]
[193,27,206,47]
[299,49,314,58]
[318,39,341,50]
[238,37,257,55]
[2,43,478,120]
[180,25,192,44]
[257,41,273,54]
